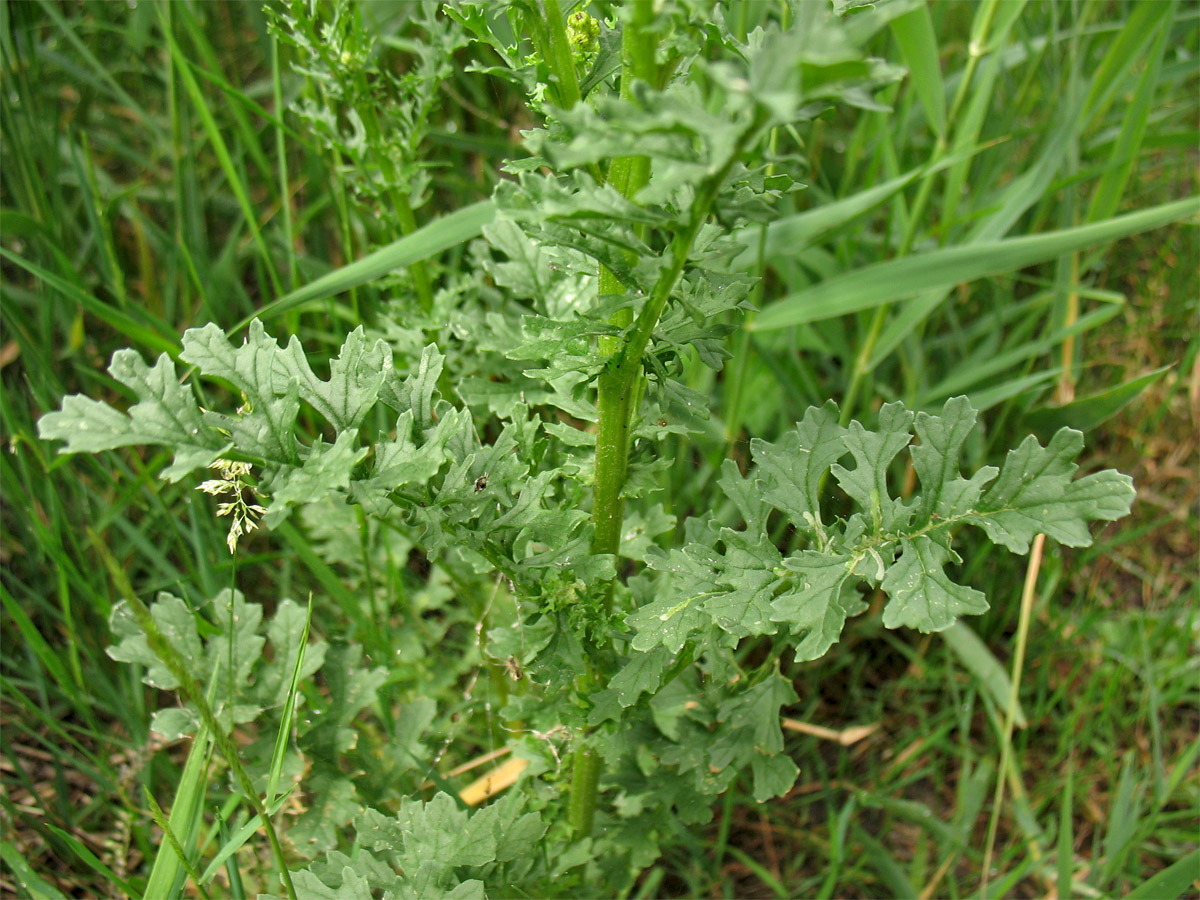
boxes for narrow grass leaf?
[0,248,179,355]
[982,853,1040,899]
[972,0,1029,56]
[752,197,1199,329]
[159,6,282,298]
[0,587,74,693]
[271,33,298,291]
[143,722,213,900]
[855,792,961,848]
[735,146,983,266]
[1099,753,1145,887]
[43,825,137,899]
[1056,760,1074,900]
[145,786,208,898]
[851,825,918,900]
[218,814,248,900]
[889,3,945,138]
[1085,4,1172,224]
[70,137,127,308]
[817,796,857,899]
[244,199,497,329]
[1024,365,1172,437]
[939,50,1002,229]
[1157,735,1200,809]
[1083,0,1175,128]
[958,368,1061,413]
[0,841,69,900]
[869,287,944,368]
[32,0,165,143]
[198,793,293,887]
[953,758,992,842]
[266,595,312,804]
[971,89,1087,245]
[174,2,275,191]
[920,304,1121,404]
[724,846,791,900]
[940,622,1026,728]
[1126,849,1200,900]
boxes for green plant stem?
[575,128,759,839]
[270,33,299,295]
[90,532,298,900]
[980,532,1045,897]
[568,745,603,835]
[541,0,583,110]
[598,0,657,357]
[592,141,754,561]
[568,6,660,838]
[538,0,605,185]
[393,190,436,313]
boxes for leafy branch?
[33,1,1142,893]
[625,397,1134,665]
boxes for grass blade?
[145,785,209,899]
[889,2,945,138]
[218,814,248,900]
[851,825,918,900]
[158,5,282,299]
[1126,849,1200,900]
[0,841,69,900]
[242,199,496,329]
[266,595,312,805]
[1086,5,1173,224]
[198,793,293,887]
[1024,365,1173,437]
[1082,0,1175,128]
[1056,760,1075,900]
[752,196,1199,329]
[0,248,180,355]
[43,825,137,899]
[735,147,984,265]
[143,722,213,900]
[940,621,1026,729]
[0,586,75,693]
[31,0,165,143]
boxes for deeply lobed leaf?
[630,396,1134,656]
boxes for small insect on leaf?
[504,656,523,680]
[475,474,488,492]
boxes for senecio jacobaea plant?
[39,1,1135,897]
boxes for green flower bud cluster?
[567,10,601,72]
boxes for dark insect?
[474,474,488,492]
[504,656,523,680]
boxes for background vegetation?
[1,0,1196,897]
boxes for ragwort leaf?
[751,401,847,534]
[969,428,1134,552]
[772,551,865,660]
[831,401,914,533]
[274,326,393,431]
[38,350,228,481]
[910,396,997,523]
[880,536,988,632]
[181,321,300,463]
[261,432,369,527]
[632,396,1133,662]
[107,593,202,692]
